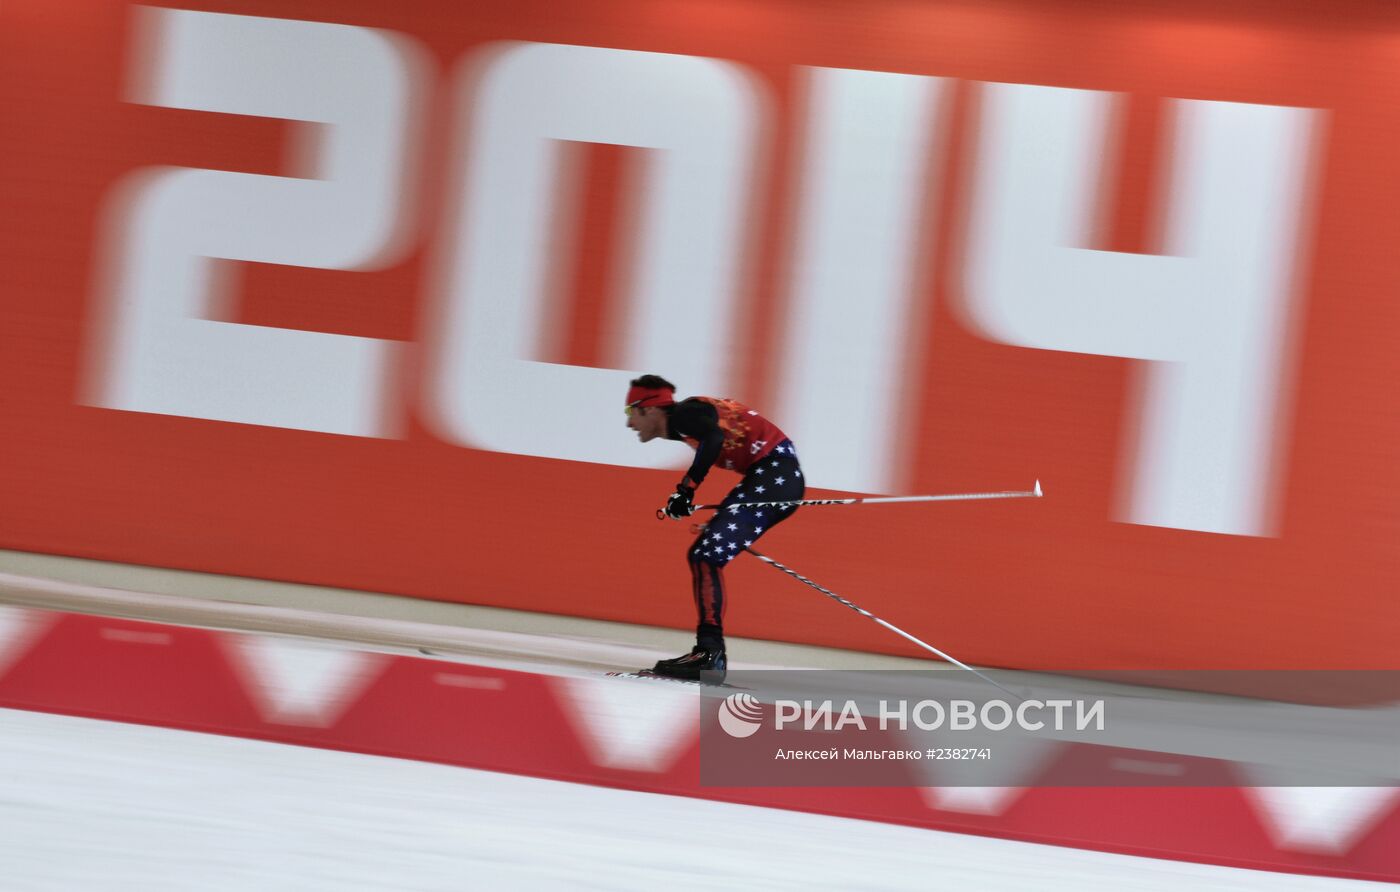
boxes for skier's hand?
[663,481,696,519]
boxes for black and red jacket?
[667,396,788,485]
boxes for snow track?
[0,708,1385,892]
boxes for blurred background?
[2,0,1398,888]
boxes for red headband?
[626,385,675,409]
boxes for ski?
[413,648,744,689]
[605,670,745,690]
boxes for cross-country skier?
[624,374,805,680]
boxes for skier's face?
[626,405,667,442]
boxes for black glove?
[663,481,696,519]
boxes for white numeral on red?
[424,42,762,470]
[963,83,1317,536]
[775,66,948,495]
[86,8,425,436]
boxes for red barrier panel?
[0,608,1395,881]
[3,0,1398,671]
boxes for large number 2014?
[89,7,1318,537]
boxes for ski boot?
[651,645,727,683]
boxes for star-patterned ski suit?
[667,397,804,652]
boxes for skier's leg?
[652,517,731,679]
[652,441,804,680]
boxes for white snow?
[0,708,1387,891]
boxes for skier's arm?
[670,402,724,488]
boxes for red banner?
[2,0,1397,670]
[0,606,1396,881]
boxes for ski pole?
[744,547,1026,703]
[696,480,1042,512]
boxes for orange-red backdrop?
[3,0,1398,670]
